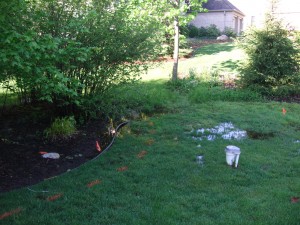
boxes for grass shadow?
[212,59,241,72]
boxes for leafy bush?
[44,116,77,140]
[186,24,221,38]
[223,27,237,38]
[238,14,300,96]
[0,0,163,115]
[187,24,199,38]
[206,24,221,38]
[198,27,208,37]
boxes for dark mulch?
[0,105,111,193]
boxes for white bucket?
[196,155,204,167]
[225,145,241,167]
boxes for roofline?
[204,9,245,17]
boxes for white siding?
[190,11,244,34]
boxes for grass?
[143,41,245,81]
[1,99,300,224]
[1,41,300,224]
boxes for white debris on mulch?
[42,153,60,159]
[191,122,247,141]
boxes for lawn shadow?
[213,59,241,72]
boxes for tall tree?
[166,0,207,80]
[172,0,180,80]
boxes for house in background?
[190,0,245,35]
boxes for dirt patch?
[0,105,112,193]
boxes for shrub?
[198,27,208,37]
[187,24,199,38]
[223,27,237,38]
[185,24,221,38]
[44,116,77,140]
[206,24,221,38]
[0,0,163,115]
[238,14,300,96]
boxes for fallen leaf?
[137,150,148,159]
[0,208,22,220]
[145,139,155,146]
[87,179,101,188]
[39,151,48,155]
[96,141,101,152]
[291,197,299,203]
[46,193,63,202]
[149,130,156,134]
[117,166,128,172]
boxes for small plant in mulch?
[44,116,77,140]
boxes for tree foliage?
[0,0,163,115]
[154,0,207,80]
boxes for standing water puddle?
[190,122,247,141]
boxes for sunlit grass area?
[0,84,18,107]
[143,41,245,81]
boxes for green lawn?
[143,41,245,81]
[1,41,300,225]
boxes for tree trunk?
[172,15,179,80]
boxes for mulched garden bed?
[0,105,111,193]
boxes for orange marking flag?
[46,193,63,202]
[96,141,102,152]
[0,208,22,220]
[282,108,287,115]
[145,139,155,146]
[87,179,101,188]
[39,151,48,155]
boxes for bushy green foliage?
[186,24,199,38]
[238,14,300,96]
[186,24,221,38]
[44,116,77,140]
[0,0,163,114]
[206,24,221,38]
[198,27,208,37]
[223,27,237,38]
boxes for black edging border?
[26,121,130,193]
